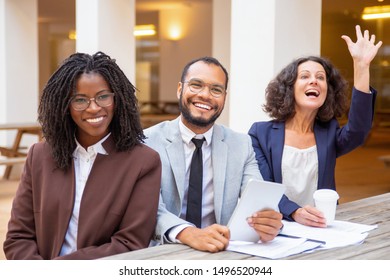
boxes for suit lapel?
[314,122,328,188]
[271,122,285,183]
[165,118,187,202]
[211,124,227,224]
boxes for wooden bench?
[0,157,27,166]
[0,122,41,179]
[378,155,390,168]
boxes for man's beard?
[179,92,222,127]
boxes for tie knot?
[192,137,205,149]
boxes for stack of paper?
[280,220,377,250]
[227,220,377,259]
[228,237,321,259]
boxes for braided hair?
[38,51,144,170]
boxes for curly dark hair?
[264,56,348,122]
[38,51,144,170]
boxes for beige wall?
[159,1,212,102]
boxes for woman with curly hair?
[249,25,382,227]
[4,52,161,259]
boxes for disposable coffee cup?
[313,189,339,226]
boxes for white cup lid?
[313,189,339,201]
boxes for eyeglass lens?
[71,92,114,111]
[186,80,225,97]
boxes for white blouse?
[281,145,318,207]
[59,134,110,256]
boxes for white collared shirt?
[59,133,110,256]
[167,120,216,242]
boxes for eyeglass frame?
[69,91,115,111]
[182,79,226,98]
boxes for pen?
[278,233,326,245]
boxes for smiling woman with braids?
[3,52,162,259]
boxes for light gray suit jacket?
[144,117,262,244]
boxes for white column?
[213,0,322,133]
[0,0,38,141]
[76,0,136,83]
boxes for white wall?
[76,0,136,82]
[0,0,39,177]
[274,0,322,71]
[0,0,39,145]
[2,0,38,123]
[229,0,277,132]
[0,0,6,123]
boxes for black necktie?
[186,137,205,228]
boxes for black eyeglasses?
[183,79,226,98]
[70,92,115,111]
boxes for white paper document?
[227,236,322,259]
[280,220,377,249]
[227,220,378,259]
[228,179,285,242]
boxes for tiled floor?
[0,130,389,260]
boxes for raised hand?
[341,25,382,92]
[341,25,382,66]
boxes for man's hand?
[176,224,230,253]
[292,205,327,228]
[246,210,283,242]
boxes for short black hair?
[180,56,229,90]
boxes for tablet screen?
[228,179,286,242]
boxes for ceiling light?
[134,25,156,37]
[362,5,390,20]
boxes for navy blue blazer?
[248,87,376,220]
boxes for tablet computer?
[228,179,286,242]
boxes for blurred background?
[0,0,389,260]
